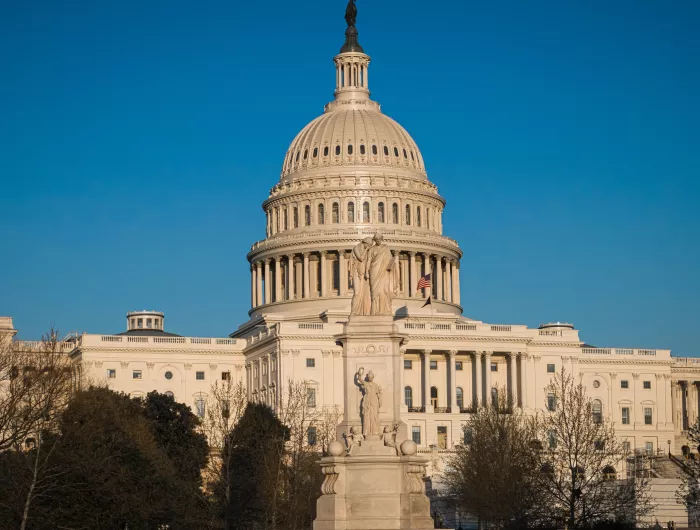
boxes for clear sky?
[1,0,698,354]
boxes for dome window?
[378,202,385,223]
[313,147,318,158]
[293,207,299,228]
[295,151,300,162]
[335,145,341,156]
[405,205,411,225]
[323,146,329,157]
[372,145,378,155]
[303,149,308,160]
[318,204,325,225]
[332,203,339,223]
[410,151,415,161]
[392,203,399,224]
[360,144,366,155]
[394,147,399,157]
[347,144,353,155]
[362,201,370,223]
[403,149,407,159]
[304,205,311,226]
[416,207,421,227]
[348,202,355,223]
[383,146,389,156]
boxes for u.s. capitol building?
[4,2,698,511]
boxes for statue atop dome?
[345,0,357,27]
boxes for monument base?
[313,452,436,530]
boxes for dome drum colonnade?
[248,13,463,316]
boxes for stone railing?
[73,334,243,352]
[12,341,77,353]
[249,226,460,253]
[673,358,700,367]
[581,347,670,358]
[399,321,537,339]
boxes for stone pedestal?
[312,315,442,530]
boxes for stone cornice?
[74,347,245,356]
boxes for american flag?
[417,273,431,290]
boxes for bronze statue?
[345,0,357,27]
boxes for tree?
[676,421,700,525]
[532,369,651,529]
[442,387,540,529]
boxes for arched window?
[392,203,399,224]
[405,386,413,408]
[318,203,325,225]
[293,207,299,228]
[363,201,370,223]
[372,145,378,155]
[491,388,498,408]
[332,202,339,223]
[592,399,602,424]
[394,147,399,157]
[405,205,411,225]
[378,202,385,223]
[194,394,206,418]
[430,386,438,408]
[456,387,464,410]
[335,145,341,156]
[313,147,318,158]
[323,146,329,157]
[426,207,430,229]
[602,465,617,481]
[416,206,421,227]
[348,144,353,155]
[303,149,308,160]
[383,145,389,156]
[283,208,288,231]
[348,201,355,223]
[304,205,311,226]
[360,144,365,155]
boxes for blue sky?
[1,0,698,354]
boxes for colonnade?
[250,249,461,308]
[401,350,534,413]
[674,380,700,432]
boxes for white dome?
[280,108,427,181]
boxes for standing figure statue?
[345,0,357,27]
[355,367,382,436]
[350,237,373,316]
[368,233,399,316]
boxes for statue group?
[350,233,399,316]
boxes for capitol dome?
[281,109,427,181]
[243,1,463,321]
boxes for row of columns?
[404,350,527,413]
[336,59,368,90]
[674,381,700,432]
[250,250,461,308]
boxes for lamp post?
[667,439,672,457]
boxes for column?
[303,253,310,299]
[339,251,348,296]
[514,352,522,408]
[484,351,493,407]
[274,256,282,302]
[401,255,409,296]
[251,264,256,307]
[287,254,295,300]
[422,350,433,412]
[473,352,482,408]
[320,251,328,297]
[399,349,407,412]
[453,262,461,305]
[264,259,271,304]
[435,257,443,300]
[664,375,672,429]
[409,252,417,297]
[449,350,458,411]
[256,262,263,307]
[507,353,516,409]
[422,252,431,298]
[445,261,453,303]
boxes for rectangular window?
[547,393,556,411]
[146,318,152,328]
[645,441,654,455]
[455,361,463,371]
[430,360,437,370]
[463,428,473,445]
[644,407,653,425]
[404,359,412,369]
[132,370,142,380]
[154,318,160,329]
[137,318,143,328]
[107,369,116,379]
[306,358,315,368]
[643,381,651,389]
[547,364,555,373]
[307,388,316,408]
[221,371,231,381]
[412,426,421,445]
[621,380,629,389]
[262,363,267,375]
[196,371,205,381]
[490,362,498,372]
[622,441,631,453]
[621,407,630,425]
[307,427,317,446]
[548,430,557,449]
[594,440,605,451]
